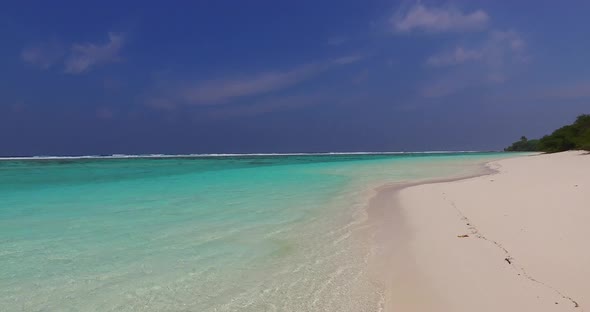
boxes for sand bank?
[375,151,589,311]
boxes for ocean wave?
[0,151,486,160]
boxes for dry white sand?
[380,151,589,311]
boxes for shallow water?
[0,152,520,311]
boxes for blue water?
[0,153,519,311]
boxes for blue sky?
[2,0,589,155]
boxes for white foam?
[0,151,488,161]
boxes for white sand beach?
[378,151,590,311]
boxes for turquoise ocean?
[0,152,519,311]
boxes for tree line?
[505,114,590,152]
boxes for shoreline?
[365,157,505,311]
[0,151,493,160]
[369,151,588,311]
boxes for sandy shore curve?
[371,151,589,311]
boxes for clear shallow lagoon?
[0,152,518,311]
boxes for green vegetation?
[504,136,540,152]
[505,114,590,153]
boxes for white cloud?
[64,33,124,74]
[484,30,528,65]
[421,30,528,97]
[147,56,361,108]
[21,40,65,69]
[426,47,483,67]
[392,4,489,33]
[426,30,527,69]
[181,64,321,105]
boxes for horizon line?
[0,150,506,160]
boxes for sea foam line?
[0,151,486,161]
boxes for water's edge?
[363,156,515,311]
